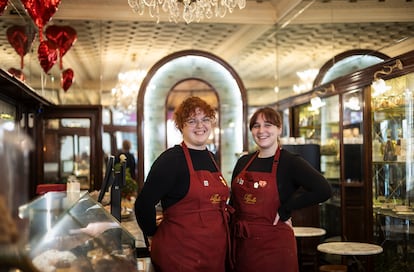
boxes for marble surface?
[317,242,383,256]
[121,213,147,248]
[293,227,326,237]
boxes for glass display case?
[319,95,341,239]
[371,73,414,272]
[19,191,137,272]
[295,102,321,144]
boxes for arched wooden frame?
[165,78,220,156]
[137,49,248,187]
[314,49,390,87]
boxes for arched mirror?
[166,79,219,153]
[137,50,248,186]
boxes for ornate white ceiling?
[1,0,413,107]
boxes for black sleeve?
[277,151,332,221]
[134,147,188,236]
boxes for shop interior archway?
[137,50,248,187]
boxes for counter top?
[121,213,147,248]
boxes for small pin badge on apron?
[204,180,209,186]
[254,182,259,189]
[237,178,244,185]
[259,180,267,187]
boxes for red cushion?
[36,184,67,194]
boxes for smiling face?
[249,108,283,157]
[182,108,212,150]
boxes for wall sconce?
[371,59,403,97]
[315,83,335,97]
[310,96,325,110]
[309,84,335,111]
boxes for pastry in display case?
[371,70,414,272]
[371,74,414,215]
[0,120,39,271]
[19,191,137,272]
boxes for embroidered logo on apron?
[243,193,257,204]
[210,193,222,204]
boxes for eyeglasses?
[185,117,212,127]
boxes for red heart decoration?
[7,25,36,68]
[8,68,25,81]
[46,25,77,57]
[46,25,77,69]
[61,68,74,92]
[38,40,58,73]
[21,0,62,40]
[0,0,8,15]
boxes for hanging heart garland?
[6,25,36,69]
[20,0,62,41]
[38,40,58,73]
[61,68,74,92]
[0,0,8,15]
[46,25,77,69]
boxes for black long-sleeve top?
[134,145,219,236]
[231,148,332,221]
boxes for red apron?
[150,143,231,272]
[231,148,298,272]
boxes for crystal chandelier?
[293,69,319,94]
[128,0,246,24]
[112,69,146,113]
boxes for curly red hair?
[174,96,216,131]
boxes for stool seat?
[319,264,347,272]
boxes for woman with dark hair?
[135,96,232,272]
[230,107,332,272]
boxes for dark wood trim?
[36,105,103,193]
[313,49,390,87]
[272,50,414,251]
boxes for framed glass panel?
[319,95,341,238]
[43,118,91,189]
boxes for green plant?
[114,163,138,200]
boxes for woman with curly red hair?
[135,96,232,272]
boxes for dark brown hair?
[249,107,282,130]
[174,96,216,131]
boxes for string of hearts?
[3,0,76,92]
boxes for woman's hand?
[273,212,293,229]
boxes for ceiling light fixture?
[293,68,319,94]
[112,69,146,114]
[128,0,246,24]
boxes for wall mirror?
[138,51,247,184]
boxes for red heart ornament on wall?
[21,0,62,40]
[61,68,74,92]
[38,40,58,73]
[46,25,77,69]
[0,0,8,15]
[7,25,36,68]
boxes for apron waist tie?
[221,204,235,269]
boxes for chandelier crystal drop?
[112,69,146,114]
[128,0,246,24]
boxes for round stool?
[319,264,347,272]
